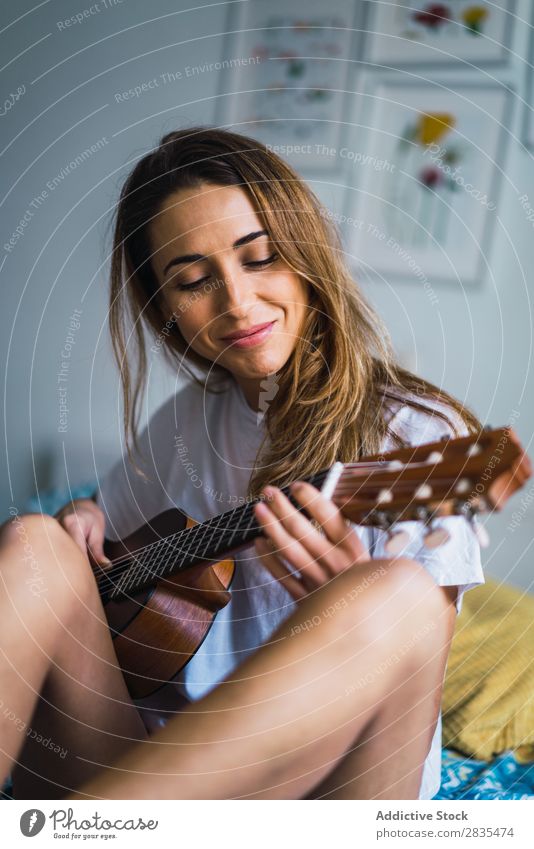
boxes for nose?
[214,265,254,320]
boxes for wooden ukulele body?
[102,509,235,698]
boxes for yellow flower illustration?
[462,5,489,34]
[416,112,456,146]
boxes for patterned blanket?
[434,749,534,800]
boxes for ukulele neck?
[100,425,532,601]
[105,466,339,599]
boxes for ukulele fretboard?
[98,469,330,601]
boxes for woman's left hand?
[253,481,368,601]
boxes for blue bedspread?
[434,749,534,800]
[24,482,98,515]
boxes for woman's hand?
[54,498,111,567]
[253,481,367,601]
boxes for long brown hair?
[109,125,480,496]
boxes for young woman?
[4,126,484,800]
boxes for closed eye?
[173,253,279,291]
[244,253,279,268]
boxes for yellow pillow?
[442,578,534,761]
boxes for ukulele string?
[99,463,390,572]
[99,462,444,589]
[97,492,272,595]
[96,467,332,595]
[97,461,430,596]
[96,502,251,593]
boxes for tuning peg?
[466,442,482,457]
[414,505,431,522]
[415,484,433,500]
[423,523,451,549]
[384,527,410,555]
[456,500,490,548]
[376,488,393,504]
[455,478,471,495]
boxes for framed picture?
[364,0,516,66]
[214,0,363,173]
[342,79,513,285]
[522,2,534,149]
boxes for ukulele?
[94,426,531,698]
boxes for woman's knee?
[0,510,55,543]
[371,556,442,604]
[319,556,449,649]
[0,512,94,604]
[371,557,455,663]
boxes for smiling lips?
[221,320,276,348]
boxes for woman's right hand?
[54,498,111,567]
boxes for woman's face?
[148,182,309,409]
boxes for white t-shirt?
[96,377,484,800]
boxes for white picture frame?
[214,0,364,174]
[364,0,516,67]
[522,2,534,149]
[342,78,512,286]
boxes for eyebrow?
[162,229,269,277]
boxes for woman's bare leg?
[73,556,453,800]
[0,512,146,798]
[1,512,454,801]
[304,588,457,799]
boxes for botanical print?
[398,2,492,42]
[387,111,467,247]
[237,12,352,144]
[345,83,509,283]
[220,0,359,168]
[366,0,512,65]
